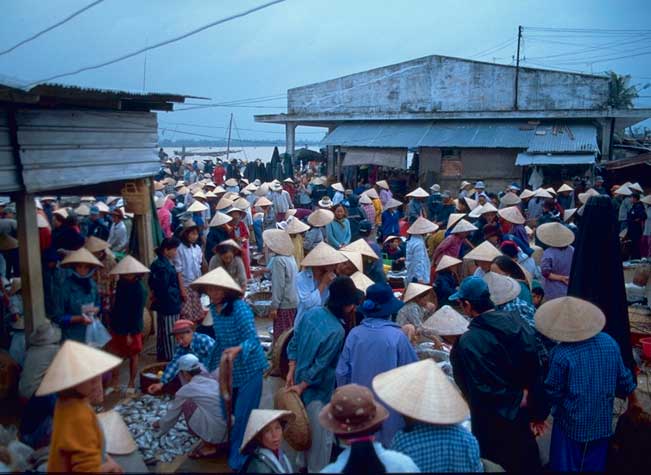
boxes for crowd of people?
[1,155,650,473]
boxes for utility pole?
[514,25,522,110]
[226,113,233,161]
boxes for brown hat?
[498,206,525,225]
[407,217,439,235]
[341,238,379,259]
[535,296,605,342]
[97,411,137,455]
[483,272,520,305]
[301,242,347,267]
[263,229,294,256]
[319,384,389,437]
[61,247,103,268]
[190,266,243,293]
[422,305,469,336]
[307,208,334,227]
[240,409,295,453]
[402,283,432,303]
[536,222,575,248]
[109,255,150,275]
[463,240,502,262]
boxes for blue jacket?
[53,270,101,343]
[149,256,182,315]
[326,218,351,249]
[379,210,401,240]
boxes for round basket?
[274,388,311,451]
[247,291,273,318]
[139,362,180,395]
[266,328,293,379]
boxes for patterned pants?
[273,308,296,343]
[156,313,179,362]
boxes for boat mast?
[226,113,233,161]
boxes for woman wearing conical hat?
[240,410,295,473]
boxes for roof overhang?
[602,153,651,170]
[516,153,596,166]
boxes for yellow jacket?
[372,198,383,225]
[48,396,103,473]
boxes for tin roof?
[527,123,599,154]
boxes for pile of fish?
[112,395,199,465]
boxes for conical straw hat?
[54,207,69,219]
[500,192,521,207]
[557,183,573,193]
[263,229,294,256]
[331,182,345,192]
[225,178,238,187]
[436,255,462,272]
[535,296,605,342]
[546,187,557,196]
[467,205,483,219]
[216,197,234,210]
[285,217,310,235]
[533,188,553,199]
[287,209,297,217]
[240,409,295,453]
[36,340,122,396]
[407,217,439,235]
[186,200,208,213]
[376,180,390,190]
[307,208,334,227]
[446,213,465,230]
[214,185,226,194]
[340,250,363,272]
[564,208,577,222]
[0,234,18,251]
[255,183,270,197]
[192,190,207,200]
[95,201,110,213]
[97,411,137,455]
[215,239,242,255]
[255,197,273,207]
[359,194,372,205]
[519,189,535,200]
[109,255,150,275]
[209,211,232,227]
[614,185,632,197]
[641,195,651,205]
[301,242,347,267]
[61,247,103,268]
[373,359,469,425]
[405,187,429,199]
[75,204,90,216]
[483,272,520,306]
[350,271,374,292]
[233,197,251,210]
[629,182,644,193]
[478,202,497,214]
[450,219,477,234]
[363,188,380,200]
[498,205,525,225]
[463,241,502,262]
[579,187,601,203]
[85,236,110,253]
[536,222,575,248]
[190,266,243,293]
[342,238,379,259]
[462,196,478,210]
[402,283,432,303]
[422,305,469,336]
[383,198,403,211]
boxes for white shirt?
[107,221,128,253]
[173,242,203,286]
[321,442,420,473]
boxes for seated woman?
[154,354,227,459]
[396,282,441,344]
[240,409,295,473]
[208,239,247,290]
[382,236,405,271]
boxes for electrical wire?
[0,0,105,56]
[26,0,288,86]
[468,38,516,59]
[159,121,325,134]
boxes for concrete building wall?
[289,55,609,115]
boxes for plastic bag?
[85,317,112,348]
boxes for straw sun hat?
[422,305,469,336]
[373,359,469,425]
[109,255,150,275]
[402,283,432,304]
[190,266,243,294]
[536,222,575,248]
[436,255,462,272]
[61,247,103,268]
[450,219,477,234]
[186,200,208,213]
[340,250,363,272]
[240,409,295,453]
[285,217,310,235]
[263,229,294,256]
[498,206,525,225]
[405,187,429,199]
[84,236,110,254]
[463,241,501,262]
[500,192,521,207]
[407,217,439,235]
[535,296,605,342]
[363,188,380,200]
[209,211,232,227]
[350,271,374,292]
[97,411,137,455]
[376,180,390,190]
[301,242,347,267]
[307,208,334,227]
[36,340,122,396]
[341,239,379,260]
[383,198,403,211]
[482,272,520,306]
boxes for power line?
[159,121,325,134]
[468,38,516,59]
[0,0,105,57]
[27,0,288,86]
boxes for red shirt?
[213,166,226,185]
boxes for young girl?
[106,256,149,394]
[189,267,268,471]
[174,220,205,324]
[240,410,295,473]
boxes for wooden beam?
[132,178,155,265]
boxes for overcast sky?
[1,0,650,144]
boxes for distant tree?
[606,71,649,109]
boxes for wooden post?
[133,178,155,265]
[16,192,46,341]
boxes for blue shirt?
[545,332,636,442]
[380,209,400,239]
[294,268,329,328]
[53,270,102,343]
[391,423,484,473]
[406,235,430,284]
[211,299,268,388]
[326,218,351,249]
[287,306,344,407]
[161,332,217,384]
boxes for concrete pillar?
[327,146,336,176]
[599,119,614,161]
[16,192,46,341]
[285,123,296,157]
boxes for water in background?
[162,145,320,163]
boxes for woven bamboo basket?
[121,182,150,215]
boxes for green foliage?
[606,71,649,109]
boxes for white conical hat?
[61,247,103,268]
[331,182,345,192]
[36,340,122,396]
[462,196,478,210]
[536,222,575,248]
[405,187,429,199]
[483,272,520,306]
[285,217,310,235]
[436,255,462,272]
[629,182,644,193]
[255,197,273,208]
[468,205,484,219]
[307,208,334,227]
[546,187,557,196]
[190,266,243,293]
[109,255,150,275]
[95,201,110,213]
[373,359,469,425]
[192,190,207,200]
[579,187,601,203]
[402,283,432,303]
[533,188,553,199]
[85,236,110,253]
[362,188,380,200]
[407,217,439,235]
[340,250,363,272]
[342,239,380,259]
[233,197,251,210]
[564,208,577,222]
[641,195,651,205]
[97,411,137,455]
[350,271,374,292]
[75,204,91,216]
[497,206,525,225]
[383,198,403,211]
[557,183,573,193]
[535,296,605,342]
[478,202,497,214]
[225,178,238,187]
[376,180,390,190]
[422,305,469,336]
[614,185,632,197]
[209,211,232,227]
[446,213,466,230]
[263,229,294,256]
[216,197,234,210]
[519,189,535,200]
[187,200,208,213]
[500,192,521,207]
[359,194,372,205]
[301,242,347,267]
[240,409,295,453]
[450,219,477,234]
[463,241,502,262]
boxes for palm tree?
[606,71,648,109]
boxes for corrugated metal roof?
[341,147,406,168]
[527,124,598,153]
[515,153,596,166]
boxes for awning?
[602,152,651,170]
[342,147,406,168]
[516,153,596,166]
